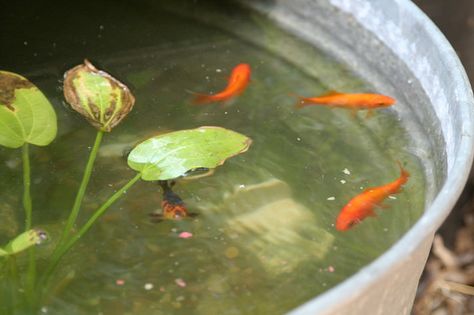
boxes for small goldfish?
[150,181,192,221]
[335,163,409,231]
[193,63,251,104]
[294,91,395,115]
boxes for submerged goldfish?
[193,63,251,104]
[150,181,192,221]
[335,163,409,231]
[294,91,395,115]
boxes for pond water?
[0,0,425,314]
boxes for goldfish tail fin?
[288,93,310,109]
[192,93,215,105]
[396,161,410,183]
[291,95,310,109]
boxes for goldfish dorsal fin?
[320,90,343,97]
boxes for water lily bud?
[0,229,49,257]
[63,59,135,132]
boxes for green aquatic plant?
[0,71,57,312]
[57,59,135,251]
[0,71,57,149]
[128,126,252,181]
[0,62,251,314]
[63,59,135,132]
[0,230,48,257]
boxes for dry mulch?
[413,210,474,314]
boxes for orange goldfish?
[335,163,409,231]
[150,181,192,221]
[294,91,396,113]
[193,63,251,104]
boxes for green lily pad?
[0,229,48,257]
[63,59,135,132]
[0,71,57,148]
[127,126,252,181]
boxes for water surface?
[0,1,425,314]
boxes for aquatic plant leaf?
[63,59,135,132]
[0,229,48,257]
[127,126,252,181]
[0,71,57,148]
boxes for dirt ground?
[411,1,474,314]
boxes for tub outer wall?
[240,0,474,314]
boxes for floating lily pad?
[63,59,135,132]
[0,229,48,257]
[0,71,57,148]
[127,126,252,181]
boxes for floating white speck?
[40,307,48,314]
[144,283,154,290]
[384,228,389,232]
[340,180,346,184]
[327,196,336,201]
[388,196,397,200]
[296,137,301,141]
[342,168,351,175]
[23,41,28,46]
[360,186,364,190]
[238,184,246,189]
[224,111,228,115]
[216,69,222,72]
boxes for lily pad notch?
[127,126,252,181]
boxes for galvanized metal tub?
[237,0,474,314]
